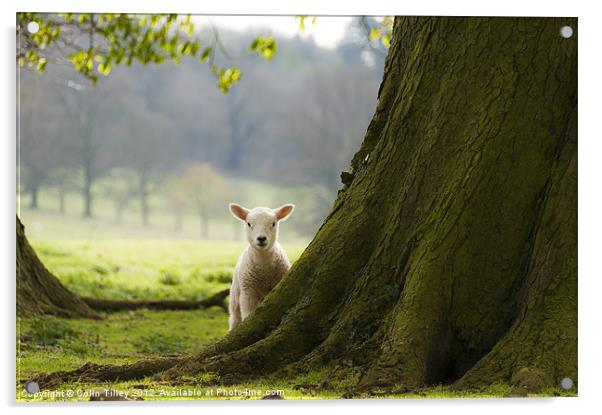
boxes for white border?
[3,1,601,414]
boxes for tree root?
[81,289,229,313]
[33,357,184,389]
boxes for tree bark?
[34,17,577,394]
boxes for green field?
[16,209,571,401]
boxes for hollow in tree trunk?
[34,16,577,394]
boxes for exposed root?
[33,357,184,389]
[81,289,229,313]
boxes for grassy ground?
[16,210,573,401]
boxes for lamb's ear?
[274,204,295,221]
[229,203,249,221]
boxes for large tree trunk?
[16,217,99,318]
[34,17,577,394]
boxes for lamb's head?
[229,203,294,251]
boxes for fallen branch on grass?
[81,289,229,313]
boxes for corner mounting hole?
[27,21,39,34]
[24,380,39,394]
[560,377,573,390]
[560,26,573,38]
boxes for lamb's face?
[229,203,295,251]
[245,208,279,250]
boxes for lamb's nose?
[257,236,267,243]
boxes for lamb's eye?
[272,222,276,227]
[247,222,251,227]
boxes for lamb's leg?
[240,290,260,321]
[228,284,241,331]
[229,308,241,331]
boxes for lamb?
[227,203,295,331]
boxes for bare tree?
[115,93,174,227]
[47,166,78,215]
[56,85,116,218]
[165,177,189,232]
[18,77,69,210]
[98,168,137,223]
[180,163,227,239]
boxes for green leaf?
[249,35,277,61]
[369,27,379,41]
[200,47,212,63]
[35,58,47,72]
[382,35,391,47]
[98,61,111,76]
[214,66,241,93]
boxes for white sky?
[193,15,354,49]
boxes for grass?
[18,309,228,380]
[15,209,312,401]
[19,206,308,301]
[29,236,306,302]
[15,210,575,401]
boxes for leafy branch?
[17,13,277,93]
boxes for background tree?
[38,16,577,395]
[98,169,137,223]
[165,177,190,233]
[117,95,173,226]
[57,87,118,218]
[18,81,68,210]
[47,166,77,215]
[18,18,384,235]
[279,63,378,191]
[181,163,228,239]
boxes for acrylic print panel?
[16,14,577,401]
